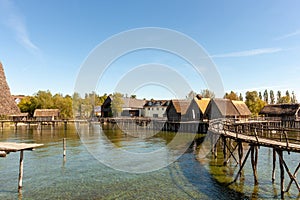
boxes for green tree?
[35,90,54,109]
[53,94,73,119]
[224,91,239,100]
[239,93,243,101]
[18,96,39,117]
[263,89,268,104]
[200,89,215,98]
[258,92,262,100]
[111,92,124,117]
[277,96,291,104]
[277,91,281,104]
[270,90,275,104]
[245,91,266,116]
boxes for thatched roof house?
[259,104,300,121]
[232,100,252,118]
[185,97,210,121]
[204,99,240,120]
[166,99,191,121]
[34,109,60,121]
[0,62,20,116]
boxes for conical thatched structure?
[0,62,20,116]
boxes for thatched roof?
[0,62,20,115]
[122,98,146,109]
[34,109,60,117]
[213,98,240,117]
[194,98,210,114]
[260,104,300,116]
[170,99,191,115]
[232,100,252,116]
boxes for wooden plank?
[0,142,43,152]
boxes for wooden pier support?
[272,148,276,183]
[251,145,259,185]
[18,150,24,190]
[277,149,285,199]
[63,138,66,157]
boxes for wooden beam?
[277,151,300,192]
[18,150,24,190]
[251,145,259,185]
[272,148,276,183]
[232,146,252,183]
[286,163,300,192]
[277,149,285,199]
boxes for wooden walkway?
[208,119,300,199]
[0,142,43,191]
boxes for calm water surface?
[0,124,299,199]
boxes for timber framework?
[208,118,300,199]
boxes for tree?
[239,93,243,101]
[130,94,137,99]
[18,96,39,117]
[245,91,266,116]
[259,92,262,100]
[200,89,215,98]
[277,96,291,104]
[224,91,239,100]
[263,89,268,104]
[277,91,281,104]
[111,92,124,117]
[291,91,297,103]
[35,90,54,109]
[270,90,275,104]
[53,94,73,119]
[186,90,197,100]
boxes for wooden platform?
[0,142,43,153]
[0,142,43,191]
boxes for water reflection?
[0,124,299,199]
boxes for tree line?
[18,89,297,119]
[223,89,297,116]
[18,90,108,119]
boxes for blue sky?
[0,0,300,100]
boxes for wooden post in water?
[277,150,285,199]
[272,148,276,183]
[63,138,66,157]
[18,150,24,190]
[251,145,259,185]
[223,136,227,166]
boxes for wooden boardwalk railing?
[208,118,300,199]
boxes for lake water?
[0,123,299,199]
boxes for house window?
[148,108,150,110]
[162,108,164,110]
[152,108,154,110]
[157,108,159,110]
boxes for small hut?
[232,100,252,120]
[185,97,210,121]
[259,104,300,121]
[204,98,240,120]
[9,113,29,122]
[166,99,191,121]
[34,109,60,121]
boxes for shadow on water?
[169,136,249,200]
